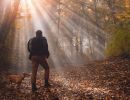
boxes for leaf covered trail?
[0,57,130,100]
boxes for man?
[28,30,50,92]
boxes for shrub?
[106,26,130,57]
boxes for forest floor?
[0,57,130,100]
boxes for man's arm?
[46,42,50,58]
[43,37,50,58]
[27,39,31,52]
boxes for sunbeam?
[0,0,129,99]
[2,0,107,72]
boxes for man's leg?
[31,56,39,91]
[40,57,50,86]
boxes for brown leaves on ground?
[0,57,130,100]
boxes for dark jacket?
[28,36,49,59]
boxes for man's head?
[36,30,42,37]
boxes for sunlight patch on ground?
[52,73,110,94]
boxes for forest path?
[0,57,130,100]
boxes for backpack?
[28,37,49,59]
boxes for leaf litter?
[0,57,130,100]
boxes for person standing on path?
[28,30,50,92]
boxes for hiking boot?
[45,83,51,87]
[32,84,37,92]
[45,80,51,87]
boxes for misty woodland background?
[0,0,130,99]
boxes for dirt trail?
[0,57,130,100]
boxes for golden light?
[2,0,106,72]
[89,0,93,2]
[125,0,130,8]
[20,0,32,9]
[88,8,92,13]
